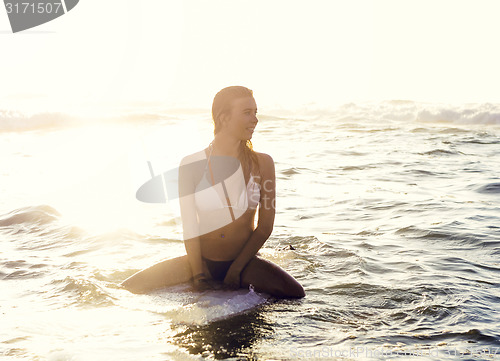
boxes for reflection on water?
[173,307,274,359]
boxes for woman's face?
[223,96,258,141]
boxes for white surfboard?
[145,284,270,325]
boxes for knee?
[268,275,305,299]
[281,279,305,299]
[293,282,306,298]
[121,278,147,294]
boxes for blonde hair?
[212,86,259,176]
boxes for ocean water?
[1,101,500,360]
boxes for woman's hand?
[223,267,241,290]
[193,273,211,291]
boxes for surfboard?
[146,283,270,325]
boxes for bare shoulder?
[180,149,207,165]
[255,152,275,170]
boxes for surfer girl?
[122,86,305,298]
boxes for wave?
[0,108,177,132]
[394,225,485,246]
[382,101,500,125]
[400,328,499,344]
[1,259,49,280]
[0,205,87,253]
[416,104,500,125]
[0,204,60,227]
[0,109,78,132]
[293,101,500,125]
[477,182,500,194]
[2,101,500,132]
[49,276,116,307]
[418,149,463,156]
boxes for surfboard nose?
[5,0,80,33]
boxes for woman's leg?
[121,255,193,294]
[240,256,305,298]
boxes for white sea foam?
[416,103,500,124]
[0,109,78,131]
[282,101,500,125]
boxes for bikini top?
[194,148,261,222]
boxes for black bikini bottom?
[202,257,234,281]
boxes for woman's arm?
[178,156,205,282]
[224,153,276,287]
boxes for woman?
[122,86,305,298]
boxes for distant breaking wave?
[0,108,179,132]
[1,101,500,132]
[281,101,500,126]
[304,101,500,125]
[414,103,500,125]
[0,110,78,132]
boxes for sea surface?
[1,101,500,360]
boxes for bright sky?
[1,0,500,112]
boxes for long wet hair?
[212,86,259,177]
